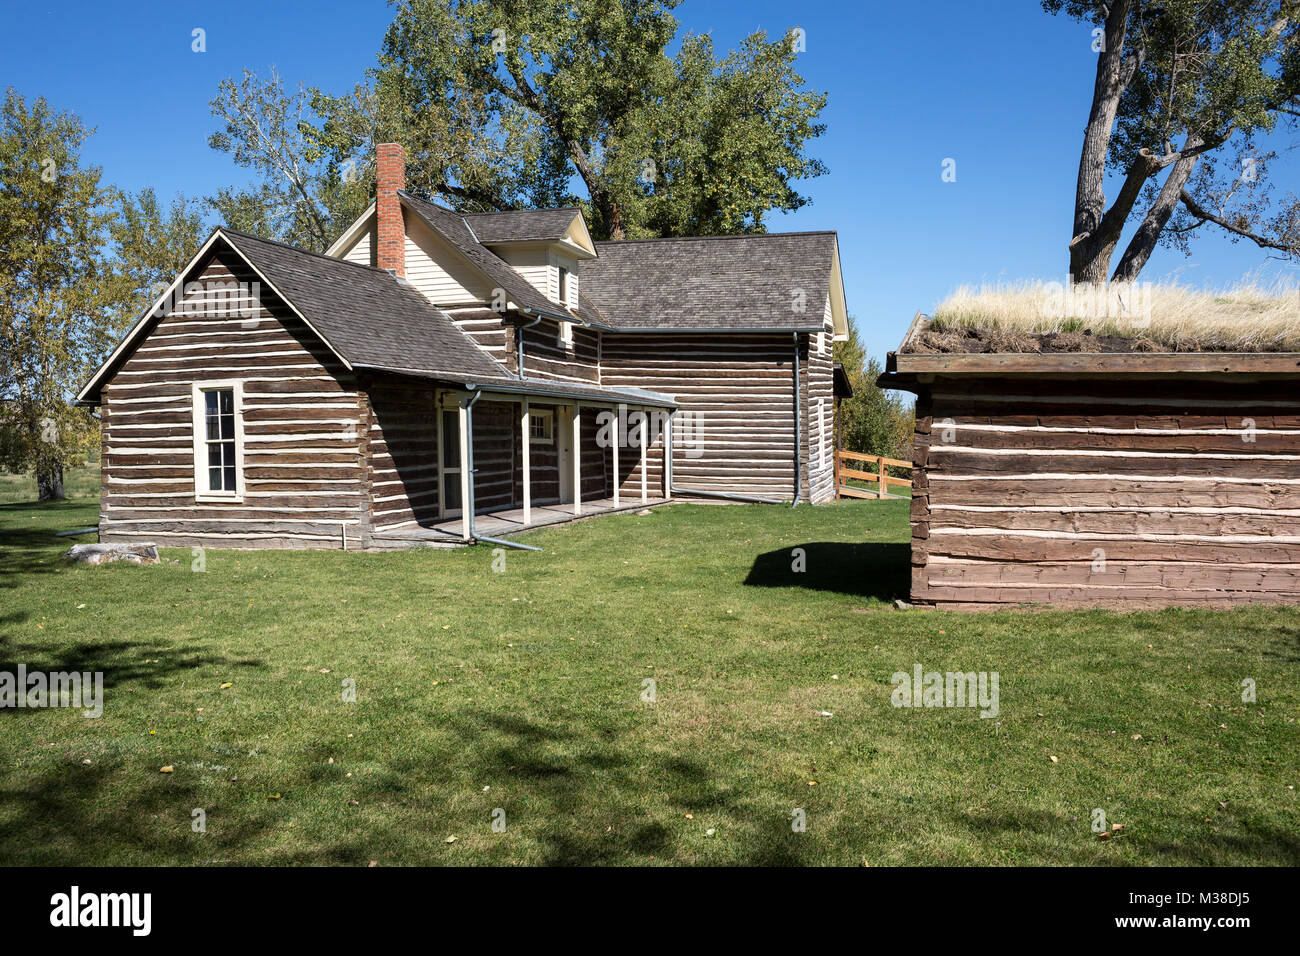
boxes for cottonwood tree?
[213,0,828,244]
[0,91,116,499]
[107,188,207,322]
[1050,0,1300,283]
[207,68,373,252]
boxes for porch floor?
[368,496,672,549]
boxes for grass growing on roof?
[931,279,1300,351]
[1,493,1297,865]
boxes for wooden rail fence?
[834,450,913,500]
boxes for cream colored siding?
[343,227,374,268]
[490,243,579,309]
[402,213,489,306]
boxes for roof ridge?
[464,206,582,216]
[217,226,397,278]
[593,230,837,246]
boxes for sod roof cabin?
[880,297,1300,610]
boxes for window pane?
[220,412,235,440]
[209,466,222,490]
[205,391,219,416]
[208,444,222,467]
[218,390,233,415]
[224,465,236,491]
[444,482,461,511]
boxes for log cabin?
[76,144,851,550]
[880,313,1300,609]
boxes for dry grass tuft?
[929,279,1300,352]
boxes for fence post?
[878,457,886,499]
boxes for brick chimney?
[376,143,406,277]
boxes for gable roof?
[78,227,677,409]
[398,192,574,321]
[463,207,581,243]
[222,230,509,381]
[77,227,508,404]
[579,232,845,333]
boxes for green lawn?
[1,490,1297,866]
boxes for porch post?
[459,396,471,540]
[521,399,531,526]
[640,407,648,504]
[611,404,620,508]
[572,405,582,516]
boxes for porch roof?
[351,364,677,408]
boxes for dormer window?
[558,266,569,305]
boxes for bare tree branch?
[1178,188,1298,252]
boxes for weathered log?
[63,543,160,565]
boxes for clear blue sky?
[4,0,1296,360]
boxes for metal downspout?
[516,314,543,378]
[464,387,542,552]
[464,389,483,543]
[792,331,802,507]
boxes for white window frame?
[529,408,555,445]
[558,319,574,349]
[191,380,245,503]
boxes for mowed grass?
[0,492,1297,866]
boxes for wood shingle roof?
[580,232,839,331]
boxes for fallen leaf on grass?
[159,766,174,774]
[219,682,233,689]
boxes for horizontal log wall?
[100,250,365,550]
[912,375,1300,607]
[366,381,438,530]
[443,306,513,371]
[601,332,798,500]
[522,319,600,384]
[805,307,837,503]
[474,400,516,512]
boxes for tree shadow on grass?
[0,638,264,719]
[0,759,275,866]
[442,710,813,866]
[744,542,909,602]
[1260,625,1300,664]
[0,501,98,588]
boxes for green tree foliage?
[208,68,372,252]
[0,90,116,499]
[1047,0,1299,282]
[0,93,205,500]
[106,187,207,325]
[832,321,915,462]
[212,0,828,246]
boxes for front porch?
[368,495,672,550]
[365,377,678,550]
